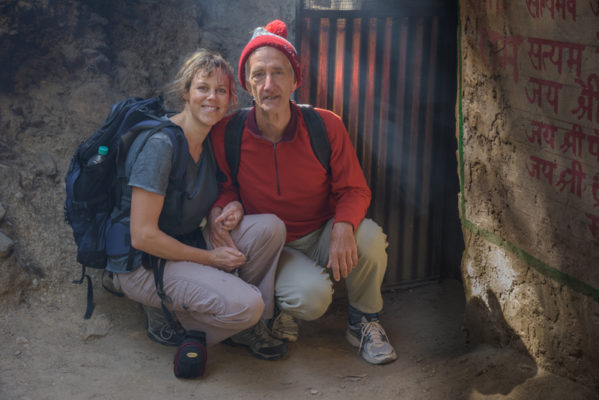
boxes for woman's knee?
[248,214,285,236]
[239,289,264,327]
[177,278,265,329]
[256,214,286,244]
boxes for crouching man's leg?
[343,218,397,364]
[271,246,334,341]
[306,218,396,364]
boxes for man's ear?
[247,84,256,100]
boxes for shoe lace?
[359,320,388,351]
[254,320,270,340]
[159,323,176,341]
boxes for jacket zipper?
[273,143,281,195]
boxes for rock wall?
[458,0,599,389]
[0,0,294,303]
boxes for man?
[209,20,397,365]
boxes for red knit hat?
[238,19,301,91]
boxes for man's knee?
[355,218,388,266]
[277,276,333,321]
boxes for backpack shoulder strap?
[127,119,187,179]
[154,122,188,185]
[113,119,187,210]
[224,108,251,187]
[297,104,331,175]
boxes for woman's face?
[184,69,230,129]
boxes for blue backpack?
[64,96,187,319]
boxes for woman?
[107,50,287,376]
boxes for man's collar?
[247,101,298,142]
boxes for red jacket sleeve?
[318,109,372,231]
[209,115,240,209]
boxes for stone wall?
[458,0,599,389]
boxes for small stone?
[0,231,15,258]
[0,203,6,221]
[84,313,112,340]
[16,336,28,345]
[37,152,57,177]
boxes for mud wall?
[458,0,599,389]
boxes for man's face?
[246,46,297,115]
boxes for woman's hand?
[209,247,246,272]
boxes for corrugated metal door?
[296,1,461,288]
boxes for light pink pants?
[113,214,286,345]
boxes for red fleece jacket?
[211,102,371,242]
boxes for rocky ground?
[0,278,596,400]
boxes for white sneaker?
[267,310,299,342]
[345,316,398,364]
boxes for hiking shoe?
[142,304,182,347]
[267,310,299,342]
[345,316,398,365]
[225,320,288,360]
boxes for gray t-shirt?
[106,122,219,273]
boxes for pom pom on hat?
[265,20,287,38]
[238,19,301,91]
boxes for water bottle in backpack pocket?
[65,145,116,269]
[74,146,116,214]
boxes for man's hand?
[215,201,244,231]
[326,222,358,281]
[208,206,238,249]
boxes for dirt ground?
[0,279,596,400]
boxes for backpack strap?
[224,108,251,187]
[72,265,94,319]
[297,104,331,175]
[113,119,188,217]
[148,254,185,342]
[223,105,330,185]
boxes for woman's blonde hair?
[167,49,237,109]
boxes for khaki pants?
[276,218,388,321]
[113,214,285,345]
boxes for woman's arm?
[129,187,246,272]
